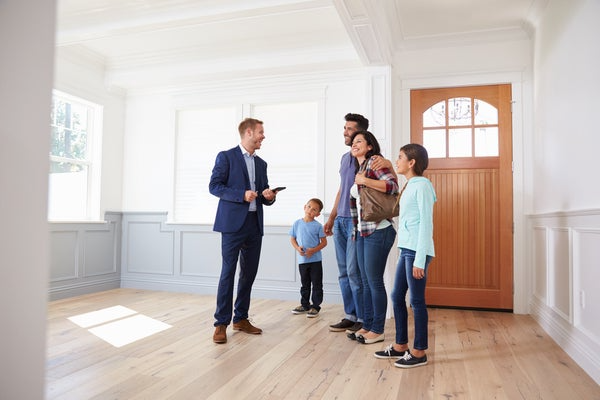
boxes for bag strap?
[395,182,407,204]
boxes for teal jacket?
[397,176,436,269]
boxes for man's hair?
[308,198,324,212]
[238,118,263,137]
[344,113,369,131]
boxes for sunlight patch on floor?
[68,305,137,328]
[68,305,172,348]
[88,314,171,348]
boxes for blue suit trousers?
[214,212,262,326]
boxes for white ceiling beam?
[57,0,332,45]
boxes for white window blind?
[173,102,318,226]
[174,106,239,223]
[252,102,318,226]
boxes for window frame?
[48,90,103,221]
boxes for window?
[174,102,318,225]
[48,91,102,221]
[422,97,499,158]
[174,106,239,222]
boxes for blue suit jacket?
[209,146,274,235]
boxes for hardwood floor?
[46,289,600,399]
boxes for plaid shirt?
[350,156,399,237]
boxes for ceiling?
[55,0,544,91]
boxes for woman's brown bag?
[360,187,400,222]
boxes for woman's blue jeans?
[392,248,433,350]
[356,225,396,334]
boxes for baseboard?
[49,278,121,301]
[530,296,600,385]
[120,277,344,304]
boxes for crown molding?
[122,61,369,96]
[396,26,531,52]
[333,0,391,65]
[55,44,107,70]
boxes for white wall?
[0,0,55,398]
[527,0,600,385]
[54,46,127,218]
[532,0,600,213]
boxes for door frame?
[395,75,529,314]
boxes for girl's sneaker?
[374,344,408,359]
[394,352,428,368]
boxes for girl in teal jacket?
[373,143,436,368]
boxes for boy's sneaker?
[374,344,408,359]
[394,352,428,368]
[292,305,308,314]
[329,318,355,331]
[307,308,319,318]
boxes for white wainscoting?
[528,209,600,385]
[49,212,122,300]
[120,212,343,305]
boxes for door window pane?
[475,127,499,156]
[423,129,446,158]
[449,128,472,157]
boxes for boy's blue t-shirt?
[289,218,326,264]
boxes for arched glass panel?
[423,100,445,127]
[448,97,471,126]
[474,99,498,125]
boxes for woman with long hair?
[347,130,398,344]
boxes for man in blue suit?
[209,117,277,344]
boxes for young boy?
[289,198,328,318]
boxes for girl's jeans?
[393,248,433,350]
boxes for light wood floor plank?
[45,289,600,399]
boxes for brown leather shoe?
[213,325,227,343]
[232,318,262,334]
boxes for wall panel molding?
[120,212,343,304]
[528,209,600,384]
[49,212,122,300]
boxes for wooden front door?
[411,84,513,310]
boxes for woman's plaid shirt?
[350,156,399,237]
